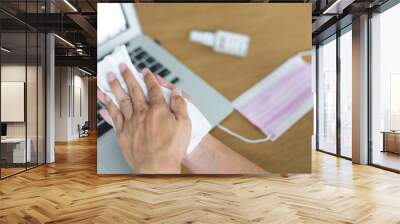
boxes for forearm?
[183,134,267,174]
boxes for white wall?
[54,67,89,141]
[1,65,39,138]
[1,64,46,164]
[54,67,69,141]
[1,65,26,138]
[76,71,89,138]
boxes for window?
[390,74,400,130]
[339,28,352,158]
[370,2,400,171]
[317,36,337,154]
[316,26,353,159]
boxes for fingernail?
[173,89,182,96]
[107,73,115,82]
[99,109,110,120]
[119,63,128,72]
[142,68,150,76]
[104,95,111,102]
[159,77,169,86]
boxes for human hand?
[98,70,191,125]
[103,65,191,174]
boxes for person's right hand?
[103,65,192,174]
[98,70,191,126]
[98,69,266,174]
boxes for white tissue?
[97,45,212,154]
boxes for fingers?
[142,68,167,107]
[99,108,113,126]
[98,88,114,126]
[170,89,189,122]
[154,74,192,101]
[108,72,133,119]
[119,64,148,114]
[104,95,123,132]
[97,87,106,104]
[154,74,176,90]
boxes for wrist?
[183,134,214,168]
[136,158,182,174]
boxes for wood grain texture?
[1,135,400,223]
[136,3,312,173]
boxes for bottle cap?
[190,30,215,47]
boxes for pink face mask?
[218,51,313,142]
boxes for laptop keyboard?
[130,47,180,84]
[97,46,180,138]
[97,101,113,138]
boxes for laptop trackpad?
[97,129,132,174]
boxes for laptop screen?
[97,4,142,59]
[97,4,128,45]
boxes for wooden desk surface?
[137,3,312,173]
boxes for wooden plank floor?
[1,135,400,223]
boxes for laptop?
[97,3,233,174]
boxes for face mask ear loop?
[217,124,271,144]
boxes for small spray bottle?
[190,30,250,57]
